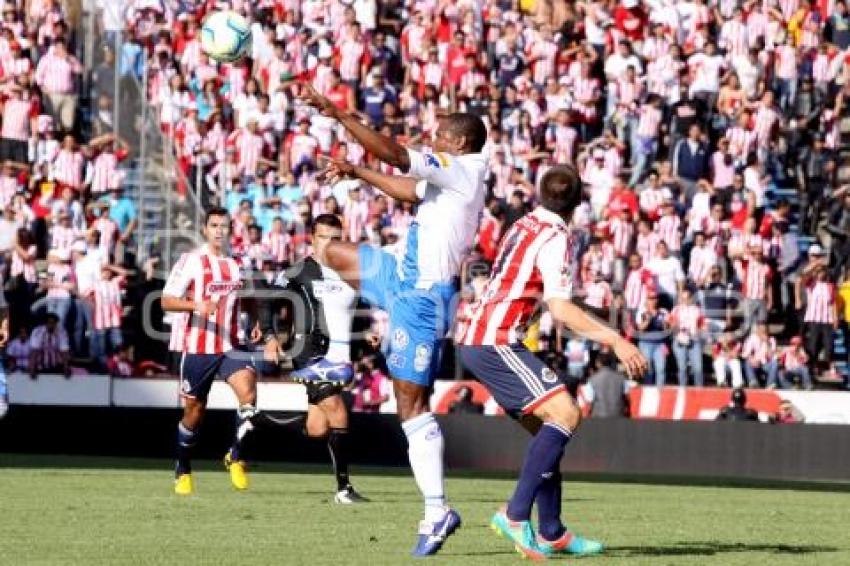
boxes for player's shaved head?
[444,113,487,153]
[539,165,582,217]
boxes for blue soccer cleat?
[537,530,605,557]
[411,508,462,557]
[289,357,353,385]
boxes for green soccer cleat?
[490,508,547,561]
[537,530,605,557]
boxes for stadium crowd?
[3,0,850,393]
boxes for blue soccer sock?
[175,422,198,477]
[506,422,571,522]
[229,404,257,462]
[536,468,566,541]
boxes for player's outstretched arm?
[547,297,648,379]
[299,83,411,171]
[323,157,419,203]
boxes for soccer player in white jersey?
[161,207,259,496]
[458,166,647,560]
[300,83,487,556]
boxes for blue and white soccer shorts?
[179,347,256,400]
[358,244,457,386]
[457,344,566,418]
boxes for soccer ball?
[200,10,252,63]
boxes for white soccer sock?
[402,412,446,523]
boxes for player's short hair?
[445,113,487,153]
[204,206,229,226]
[312,213,342,232]
[539,165,582,216]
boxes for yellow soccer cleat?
[224,451,249,491]
[174,473,194,496]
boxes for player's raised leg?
[224,362,258,490]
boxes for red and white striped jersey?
[642,37,670,62]
[0,175,17,209]
[51,225,78,252]
[1,97,34,141]
[11,244,37,283]
[688,246,718,285]
[740,259,772,300]
[742,333,776,364]
[163,246,246,354]
[264,231,291,264]
[29,325,70,368]
[725,126,755,160]
[609,216,634,258]
[779,0,800,20]
[234,130,264,177]
[753,105,778,147]
[813,52,833,83]
[91,276,123,330]
[804,280,836,324]
[90,151,118,194]
[615,78,642,112]
[52,149,85,189]
[775,44,798,79]
[92,217,118,257]
[338,37,366,81]
[528,39,557,84]
[780,346,808,370]
[461,207,577,346]
[46,262,73,299]
[583,280,613,309]
[288,132,318,167]
[545,124,577,165]
[639,188,665,220]
[636,105,663,137]
[625,267,654,310]
[636,231,661,265]
[720,20,749,58]
[34,51,81,94]
[656,213,682,251]
[800,11,823,49]
[669,304,704,335]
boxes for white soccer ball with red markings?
[200,10,252,63]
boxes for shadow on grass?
[606,541,839,558]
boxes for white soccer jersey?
[403,148,487,287]
[314,264,358,363]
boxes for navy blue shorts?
[457,344,566,418]
[179,348,257,400]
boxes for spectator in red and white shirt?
[736,244,773,325]
[688,231,719,288]
[52,134,85,191]
[0,82,37,163]
[89,265,124,369]
[285,117,319,176]
[798,263,838,374]
[712,332,744,388]
[34,39,82,132]
[580,270,613,312]
[742,323,779,388]
[28,312,71,378]
[624,253,654,312]
[778,336,814,389]
[669,287,706,386]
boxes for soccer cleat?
[490,508,547,561]
[290,357,354,386]
[411,508,462,557]
[224,450,249,490]
[537,530,605,557]
[174,473,194,496]
[334,485,370,504]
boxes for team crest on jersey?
[206,280,244,294]
[387,353,406,369]
[413,344,432,372]
[392,328,409,350]
[541,367,558,384]
[424,152,449,169]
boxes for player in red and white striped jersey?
[457,166,646,556]
[161,206,260,496]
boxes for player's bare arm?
[322,158,419,203]
[298,83,411,171]
[547,297,648,379]
[161,295,218,318]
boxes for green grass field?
[1,455,849,566]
